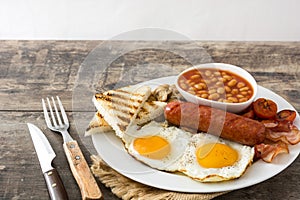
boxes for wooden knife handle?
[63,140,102,200]
[44,168,69,200]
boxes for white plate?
[92,76,300,193]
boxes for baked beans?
[178,68,253,103]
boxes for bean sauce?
[178,68,253,103]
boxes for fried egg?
[124,121,192,171]
[178,133,255,182]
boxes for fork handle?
[63,140,102,200]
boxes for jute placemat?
[90,155,229,200]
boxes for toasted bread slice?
[92,85,151,138]
[85,111,112,136]
[85,100,167,136]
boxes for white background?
[0,0,300,40]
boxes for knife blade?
[27,123,69,200]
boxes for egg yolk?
[196,143,238,168]
[133,136,171,160]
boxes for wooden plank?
[1,41,299,111]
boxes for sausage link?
[164,101,266,146]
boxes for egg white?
[124,121,192,171]
[178,133,255,182]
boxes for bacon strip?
[266,125,300,145]
[262,120,292,132]
[255,142,289,163]
[262,120,278,128]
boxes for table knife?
[27,123,69,200]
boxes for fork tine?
[42,98,53,128]
[47,97,58,127]
[56,96,69,126]
[52,96,63,126]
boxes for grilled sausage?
[164,101,266,146]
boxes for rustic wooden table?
[0,41,299,200]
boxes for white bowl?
[175,63,258,113]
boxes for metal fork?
[42,96,102,200]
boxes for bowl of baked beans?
[176,63,257,113]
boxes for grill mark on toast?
[96,88,146,99]
[105,101,138,115]
[95,93,144,105]
[115,89,148,98]
[96,111,104,118]
[117,115,131,124]
[117,122,128,132]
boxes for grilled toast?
[85,100,167,136]
[92,85,151,138]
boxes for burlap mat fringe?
[90,155,228,200]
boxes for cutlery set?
[27,96,102,200]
